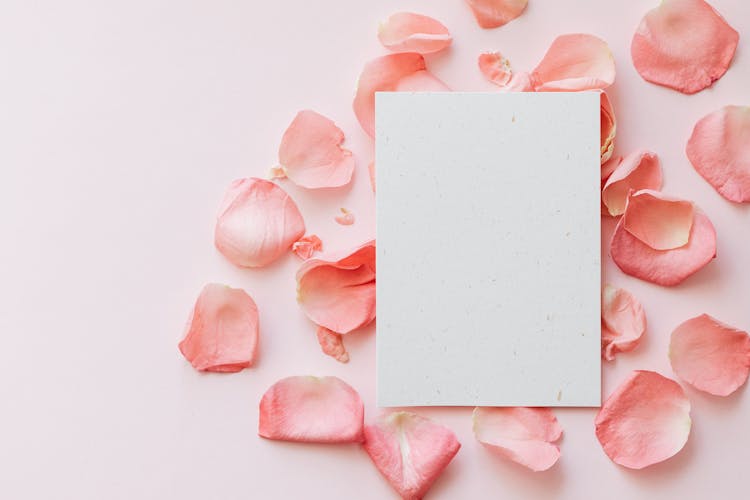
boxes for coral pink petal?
[478,52,513,86]
[465,0,528,29]
[292,234,323,260]
[601,285,646,361]
[278,110,355,189]
[353,53,448,138]
[178,284,259,372]
[378,12,452,54]
[601,155,621,182]
[596,371,691,469]
[686,105,750,202]
[602,151,662,216]
[531,34,615,91]
[631,0,739,94]
[258,376,364,443]
[297,240,376,334]
[334,208,355,226]
[472,407,563,471]
[600,91,616,164]
[316,326,349,363]
[364,411,460,499]
[622,190,693,250]
[214,178,305,268]
[368,161,376,193]
[670,314,750,396]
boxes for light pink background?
[1,1,748,499]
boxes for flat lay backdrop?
[1,1,748,499]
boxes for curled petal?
[316,326,349,363]
[214,178,305,268]
[622,190,693,250]
[353,53,448,137]
[478,52,513,86]
[297,240,376,334]
[178,284,259,372]
[631,0,739,94]
[258,376,364,443]
[378,12,452,54]
[600,91,616,164]
[472,407,562,471]
[601,285,646,361]
[670,314,750,396]
[278,110,355,189]
[292,234,323,260]
[602,151,662,217]
[596,371,691,469]
[465,0,528,29]
[686,105,750,203]
[531,34,615,91]
[601,155,621,182]
[334,207,355,226]
[364,411,460,499]
[368,161,376,193]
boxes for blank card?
[376,92,601,407]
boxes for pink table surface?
[1,1,749,498]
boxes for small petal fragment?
[531,34,615,91]
[465,0,528,29]
[670,314,750,396]
[178,284,259,372]
[500,71,533,92]
[602,151,662,216]
[622,190,693,250]
[214,178,305,268]
[364,411,460,499]
[631,0,739,94]
[258,376,364,443]
[601,285,646,361]
[297,240,376,334]
[354,53,448,137]
[686,105,750,203]
[278,110,355,189]
[595,370,691,469]
[378,12,452,54]
[316,326,350,363]
[472,407,562,471]
[334,207,355,226]
[292,234,323,260]
[600,91,616,164]
[478,52,513,86]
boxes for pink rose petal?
[353,53,448,138]
[364,411,460,499]
[296,240,376,334]
[465,0,528,29]
[670,314,750,396]
[622,190,693,250]
[214,178,305,268]
[277,110,355,189]
[316,326,350,363]
[472,407,563,472]
[530,34,615,91]
[600,91,616,164]
[178,284,259,373]
[601,151,662,217]
[334,207,355,226]
[478,52,513,86]
[601,155,621,182]
[258,376,364,443]
[631,0,739,94]
[368,161,376,193]
[292,234,323,260]
[378,12,452,54]
[601,284,646,361]
[686,105,750,203]
[595,370,691,469]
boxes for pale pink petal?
[214,178,305,268]
[530,34,615,91]
[354,53,448,137]
[601,285,646,361]
[472,407,562,471]
[601,155,621,182]
[258,376,364,443]
[595,370,691,469]
[600,91,616,164]
[465,0,528,29]
[631,0,739,94]
[292,234,323,260]
[334,207,355,226]
[316,326,350,363]
[686,105,750,203]
[297,240,376,334]
[670,314,750,396]
[378,12,452,54]
[368,161,376,193]
[178,284,259,372]
[601,151,662,216]
[478,52,513,86]
[622,190,693,250]
[364,411,460,499]
[500,71,534,92]
[277,110,355,189]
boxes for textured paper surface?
[376,92,601,407]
